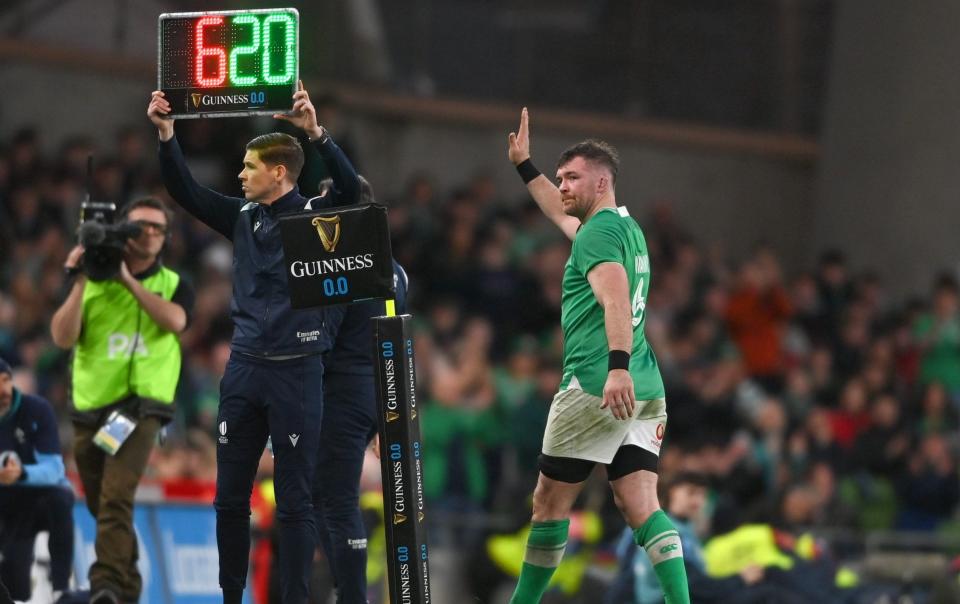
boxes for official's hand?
[0,456,22,485]
[147,91,175,141]
[507,107,531,166]
[64,245,85,271]
[370,433,381,460]
[739,564,764,585]
[274,80,325,140]
[601,369,636,420]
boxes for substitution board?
[158,8,299,118]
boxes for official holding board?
[154,9,415,602]
[149,77,356,601]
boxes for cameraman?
[0,358,74,602]
[51,197,193,604]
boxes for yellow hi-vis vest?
[71,267,182,411]
[703,524,794,577]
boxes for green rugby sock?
[509,519,570,604]
[634,510,690,604]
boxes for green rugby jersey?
[559,206,665,400]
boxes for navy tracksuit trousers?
[215,352,325,604]
[0,486,74,600]
[312,373,376,604]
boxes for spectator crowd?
[2,120,959,598]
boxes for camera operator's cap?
[0,357,10,377]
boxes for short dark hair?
[934,272,959,295]
[819,249,845,267]
[556,139,620,186]
[120,197,173,227]
[659,471,709,508]
[246,132,305,182]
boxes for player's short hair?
[557,139,620,186]
[246,132,305,182]
[120,197,174,228]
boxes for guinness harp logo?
[393,513,407,525]
[386,411,400,422]
[311,216,342,252]
[191,93,202,108]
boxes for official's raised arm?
[149,90,244,240]
[275,81,360,206]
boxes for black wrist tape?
[608,350,631,371]
[516,159,541,184]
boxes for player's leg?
[610,467,690,603]
[0,533,35,601]
[267,354,325,604]
[0,492,39,601]
[512,388,608,604]
[312,375,374,603]
[36,486,75,596]
[215,356,270,604]
[509,455,592,604]
[608,433,689,604]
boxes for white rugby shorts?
[541,388,667,463]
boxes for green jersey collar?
[597,206,630,217]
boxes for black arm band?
[608,350,631,371]
[516,159,542,184]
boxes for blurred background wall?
[815,0,960,298]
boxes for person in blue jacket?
[606,472,810,604]
[147,82,357,604]
[307,175,409,603]
[0,358,74,602]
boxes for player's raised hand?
[507,107,531,166]
[274,80,325,140]
[147,91,175,142]
[601,370,636,420]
